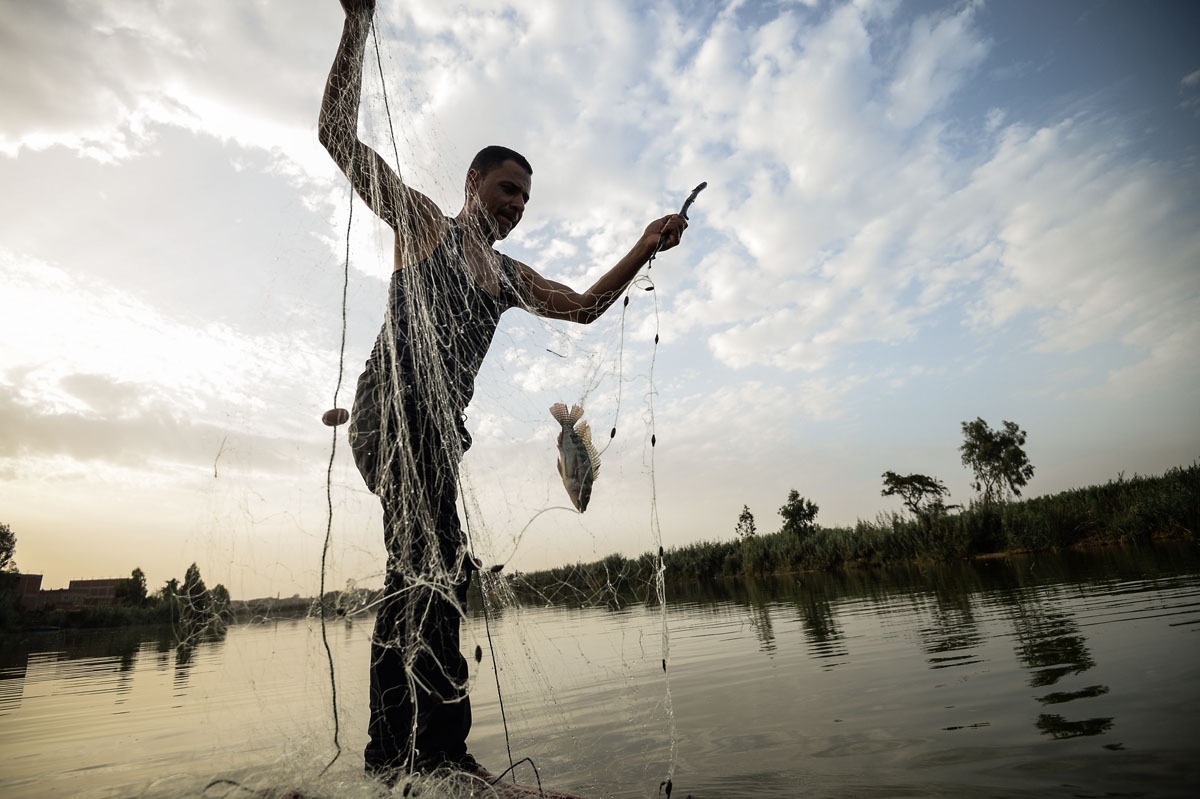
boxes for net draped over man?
[319,0,689,784]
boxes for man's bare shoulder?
[392,194,452,268]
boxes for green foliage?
[176,563,226,642]
[960,418,1035,503]
[881,471,950,518]
[32,602,175,629]
[2,559,233,635]
[182,563,209,610]
[779,490,819,539]
[0,521,16,573]
[210,583,231,612]
[735,505,757,539]
[512,464,1198,596]
[115,567,149,606]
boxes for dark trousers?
[351,370,473,776]
[364,554,472,775]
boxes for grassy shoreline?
[5,464,1195,630]
[509,463,1199,603]
[0,595,324,635]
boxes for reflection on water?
[1035,713,1114,740]
[1009,604,1113,740]
[0,626,229,720]
[917,593,984,671]
[793,581,849,667]
[2,543,1199,798]
[1012,608,1094,687]
[743,581,776,656]
[1037,684,1109,704]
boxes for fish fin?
[576,421,602,477]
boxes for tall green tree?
[115,567,148,606]
[735,505,757,539]
[960,418,1035,503]
[209,583,231,613]
[181,562,211,616]
[159,577,180,603]
[0,522,15,573]
[881,471,950,518]
[779,490,819,539]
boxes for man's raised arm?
[318,1,442,247]
[517,214,688,324]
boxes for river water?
[2,543,1198,798]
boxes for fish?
[550,402,601,512]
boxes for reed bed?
[513,463,1199,598]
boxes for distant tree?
[881,471,951,518]
[115,567,149,606]
[174,563,228,641]
[735,505,757,539]
[158,577,180,603]
[0,522,16,573]
[960,418,1035,503]
[181,562,211,616]
[779,490,819,539]
[209,583,231,613]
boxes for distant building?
[68,578,123,606]
[15,573,43,611]
[13,573,123,611]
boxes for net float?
[321,408,349,427]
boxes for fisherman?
[319,0,688,785]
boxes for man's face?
[472,160,531,240]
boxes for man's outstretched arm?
[318,1,442,249]
[517,214,688,324]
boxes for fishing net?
[162,12,689,799]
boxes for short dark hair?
[469,145,533,178]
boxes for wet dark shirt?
[350,218,522,490]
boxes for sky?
[1,0,1197,600]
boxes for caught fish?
[550,402,601,512]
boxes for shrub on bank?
[513,463,1198,595]
[23,602,175,630]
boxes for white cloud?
[0,0,338,181]
[963,118,1200,367]
[620,2,1196,400]
[0,251,342,460]
[887,1,990,129]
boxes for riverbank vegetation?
[0,560,230,636]
[4,413,1196,625]
[510,463,1199,604]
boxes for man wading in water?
[319,0,689,786]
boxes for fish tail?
[550,402,584,425]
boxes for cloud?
[963,118,1200,367]
[887,1,990,129]
[337,0,1198,452]
[652,1,987,372]
[0,0,337,180]
[0,1,163,160]
[610,1,1197,398]
[1181,67,1200,118]
[0,251,343,473]
[4,0,1194,401]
